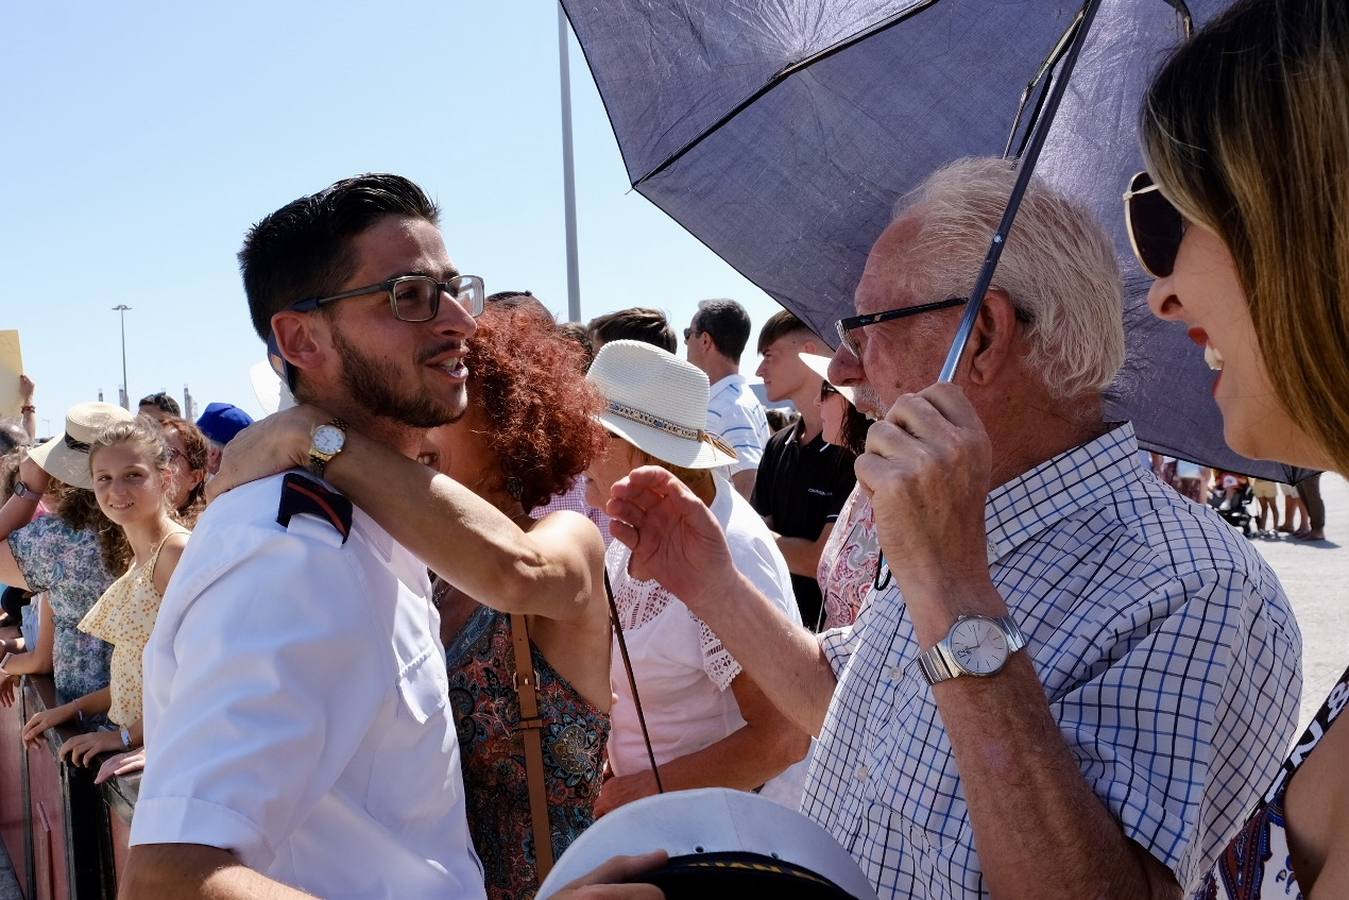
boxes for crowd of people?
[0,0,1345,897]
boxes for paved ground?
[1247,473,1348,731]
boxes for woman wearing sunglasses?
[1132,0,1348,895]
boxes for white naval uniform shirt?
[132,472,485,900]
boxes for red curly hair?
[466,303,607,512]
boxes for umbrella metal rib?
[938,0,1105,384]
[631,0,945,188]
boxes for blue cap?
[195,402,254,445]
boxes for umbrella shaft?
[938,0,1104,385]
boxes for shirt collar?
[982,422,1141,563]
[709,373,746,394]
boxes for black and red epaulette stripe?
[276,473,352,543]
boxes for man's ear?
[963,288,1021,387]
[799,337,821,356]
[270,310,330,376]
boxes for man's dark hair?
[756,309,816,355]
[556,322,596,368]
[138,391,181,416]
[238,174,440,341]
[587,307,677,354]
[692,298,751,363]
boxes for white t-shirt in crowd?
[706,374,772,477]
[606,475,807,806]
[132,472,485,900]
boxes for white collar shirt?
[131,472,485,900]
[803,423,1301,898]
[706,374,772,475]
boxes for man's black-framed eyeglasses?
[288,273,486,322]
[834,297,968,358]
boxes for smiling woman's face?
[1146,218,1331,470]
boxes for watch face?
[312,424,345,456]
[949,617,1009,675]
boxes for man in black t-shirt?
[750,312,857,629]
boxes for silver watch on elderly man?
[914,614,1028,686]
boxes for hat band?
[605,401,737,459]
[63,433,91,454]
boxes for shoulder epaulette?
[276,473,352,544]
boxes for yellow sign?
[0,331,22,418]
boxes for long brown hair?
[51,481,132,575]
[160,416,209,526]
[1141,0,1349,472]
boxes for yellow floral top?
[77,530,188,728]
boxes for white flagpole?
[557,3,582,323]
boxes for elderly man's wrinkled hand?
[855,384,993,594]
[606,466,736,613]
[206,405,328,502]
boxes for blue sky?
[1,1,785,430]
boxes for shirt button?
[889,666,906,681]
[856,765,869,782]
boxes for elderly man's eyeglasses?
[288,274,486,322]
[834,297,968,358]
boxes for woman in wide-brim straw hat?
[0,402,132,705]
[1134,0,1348,895]
[583,340,810,815]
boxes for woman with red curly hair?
[208,302,613,898]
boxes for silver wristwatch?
[914,614,1027,685]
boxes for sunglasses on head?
[1124,171,1186,279]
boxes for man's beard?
[331,327,466,429]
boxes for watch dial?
[949,618,1008,675]
[313,426,344,455]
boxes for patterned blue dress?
[8,516,116,702]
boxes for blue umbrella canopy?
[563,0,1310,483]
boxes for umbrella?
[561,0,1310,483]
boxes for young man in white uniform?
[121,176,481,898]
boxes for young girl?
[20,418,189,768]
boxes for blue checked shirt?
[706,374,772,477]
[803,423,1301,898]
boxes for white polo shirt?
[706,374,771,477]
[131,472,484,900]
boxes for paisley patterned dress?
[445,603,609,899]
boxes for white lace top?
[606,476,803,794]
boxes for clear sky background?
[1,1,785,431]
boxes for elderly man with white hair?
[604,157,1300,899]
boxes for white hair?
[895,157,1125,399]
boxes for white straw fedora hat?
[537,788,878,899]
[28,402,135,490]
[798,352,857,405]
[587,340,738,470]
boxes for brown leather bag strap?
[605,571,664,794]
[508,612,555,880]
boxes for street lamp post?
[112,304,132,409]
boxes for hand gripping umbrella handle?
[938,0,1105,384]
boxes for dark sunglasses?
[1124,171,1185,278]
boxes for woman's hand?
[95,747,146,785]
[206,405,329,502]
[594,769,660,818]
[0,674,18,708]
[59,729,124,768]
[22,704,75,746]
